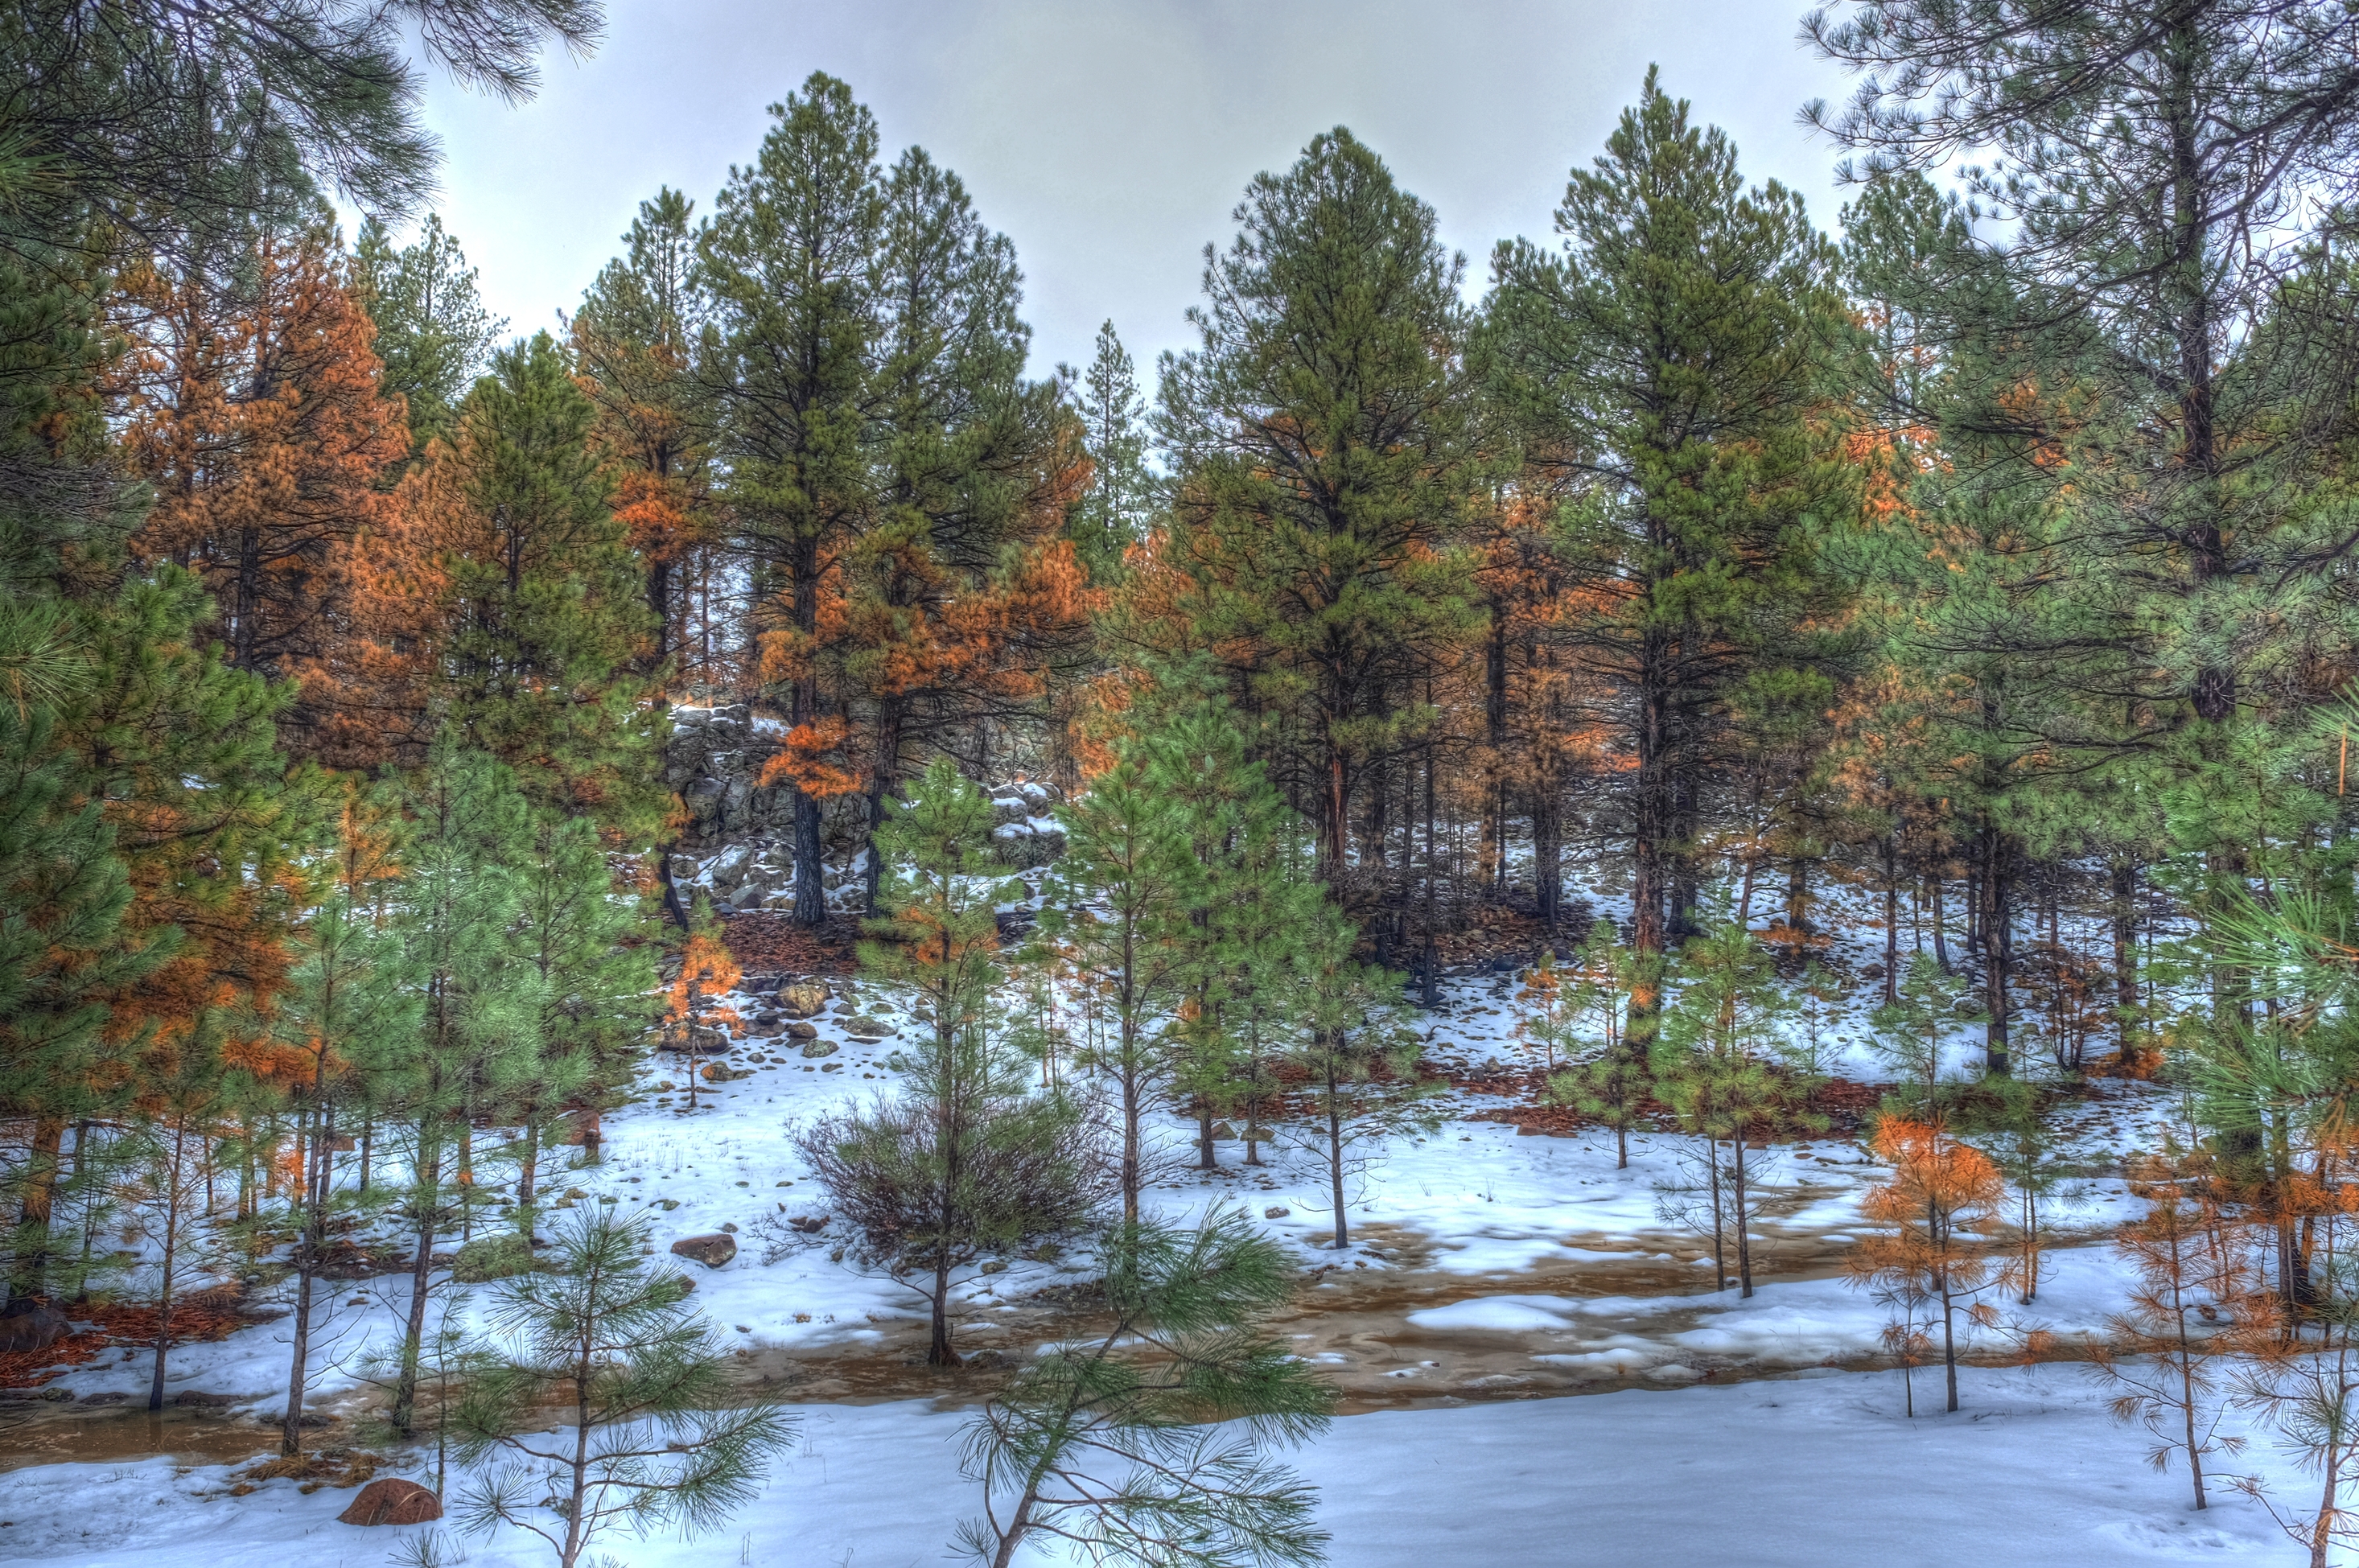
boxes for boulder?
[338,1478,443,1527]
[0,1300,68,1353]
[799,1039,838,1060]
[776,982,829,1019]
[700,1061,751,1083]
[841,1016,895,1040]
[669,1233,738,1268]
[784,1021,819,1040]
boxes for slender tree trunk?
[1978,825,2014,1077]
[1883,836,1900,1003]
[10,1117,65,1303]
[147,1124,183,1413]
[1327,1061,1348,1252]
[392,1126,442,1438]
[2111,858,2141,1061]
[1707,1139,1725,1290]
[1930,875,1951,974]
[1732,1135,1753,1298]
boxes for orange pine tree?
[665,924,743,1112]
[117,225,410,708]
[1845,1117,2033,1415]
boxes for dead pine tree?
[2090,1151,2250,1511]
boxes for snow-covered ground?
[0,1366,2308,1566]
[0,858,2245,1566]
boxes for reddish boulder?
[338,1478,443,1526]
[669,1233,737,1268]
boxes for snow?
[0,1368,2303,1566]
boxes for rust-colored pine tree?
[1845,1117,2027,1414]
[665,915,742,1113]
[2091,1150,2252,1511]
[117,225,410,706]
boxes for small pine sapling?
[1870,951,1982,1119]
[957,1212,1335,1568]
[1787,959,1846,1078]
[1844,1118,2031,1414]
[1968,1079,2081,1304]
[1649,922,1810,1296]
[1544,920,1655,1169]
[800,759,1117,1365]
[1515,952,1579,1072]
[451,1207,796,1568]
[2090,1150,2250,1511]
[667,904,742,1114]
[1289,913,1443,1251]
[120,1110,218,1412]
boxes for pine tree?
[436,331,665,840]
[1288,913,1438,1251]
[1485,68,1846,963]
[958,1212,1334,1568]
[1844,1118,2023,1415]
[802,756,1110,1364]
[1064,319,1151,582]
[1649,921,1811,1296]
[509,805,656,1198]
[1041,743,1198,1220]
[263,776,416,1457]
[697,71,887,924]
[1139,685,1325,1171]
[1546,918,1655,1170]
[381,734,542,1438]
[452,1206,797,1568]
[353,212,507,452]
[1155,127,1482,875]
[573,187,714,681]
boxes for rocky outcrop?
[665,704,1070,909]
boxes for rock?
[338,1478,443,1527]
[0,1299,68,1353]
[563,1187,588,1201]
[776,982,829,1019]
[173,1390,240,1407]
[656,1198,681,1212]
[785,1213,830,1234]
[785,1021,819,1040]
[669,1233,738,1268]
[841,1016,895,1040]
[978,1260,1009,1275]
[1209,1121,1238,1141]
[799,1039,838,1060]
[700,1061,752,1083]
[721,1222,739,1234]
[1263,1206,1290,1220]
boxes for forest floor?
[0,887,2295,1564]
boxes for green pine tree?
[1484,68,1846,962]
[1155,126,1483,876]
[354,212,508,454]
[803,756,1108,1365]
[1649,921,1814,1296]
[1064,319,1152,582]
[443,331,665,842]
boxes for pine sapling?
[957,1211,1335,1568]
[2090,1151,2250,1510]
[451,1206,796,1568]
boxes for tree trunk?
[1327,1055,1348,1251]
[9,1117,65,1303]
[147,1125,183,1413]
[1978,825,2014,1076]
[2111,858,2141,1061]
[1732,1136,1753,1298]
[391,1126,441,1438]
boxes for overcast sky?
[396,0,1865,383]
